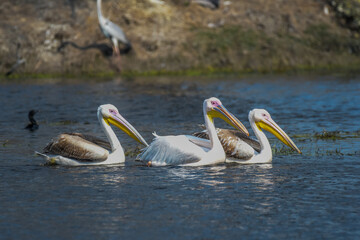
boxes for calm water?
[0,74,359,239]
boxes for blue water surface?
[0,74,359,239]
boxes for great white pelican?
[194,109,301,164]
[137,97,249,166]
[36,104,148,166]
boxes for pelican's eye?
[109,109,117,115]
[211,101,219,106]
[261,113,270,120]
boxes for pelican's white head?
[204,97,249,136]
[98,104,148,146]
[249,109,301,153]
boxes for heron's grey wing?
[66,133,111,150]
[43,133,109,162]
[137,135,202,166]
[104,19,129,44]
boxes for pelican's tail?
[35,151,49,158]
[34,151,57,165]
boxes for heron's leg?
[112,38,120,56]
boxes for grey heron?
[97,0,131,56]
[5,43,26,77]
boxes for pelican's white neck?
[97,111,122,152]
[203,108,222,151]
[249,115,272,163]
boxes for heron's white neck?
[250,117,272,163]
[98,112,122,152]
[97,0,103,19]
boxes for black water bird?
[25,110,39,131]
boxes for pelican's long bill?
[104,113,148,146]
[256,118,301,153]
[209,104,249,136]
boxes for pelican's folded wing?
[66,133,111,150]
[43,133,109,162]
[194,128,261,160]
[185,135,211,150]
[220,129,261,153]
[137,135,202,166]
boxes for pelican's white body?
[226,109,300,164]
[226,117,272,164]
[138,98,242,166]
[37,150,124,166]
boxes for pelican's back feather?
[44,133,109,162]
[194,128,261,160]
[67,133,111,150]
[137,135,202,166]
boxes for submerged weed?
[125,146,143,158]
[314,130,344,140]
[271,129,360,157]
[272,144,297,155]
[325,148,344,156]
[1,140,9,147]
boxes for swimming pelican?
[137,97,249,166]
[36,104,148,166]
[194,109,301,164]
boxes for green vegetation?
[2,22,360,77]
[185,24,360,74]
[304,23,360,55]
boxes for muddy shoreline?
[1,0,360,76]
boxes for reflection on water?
[0,74,360,239]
